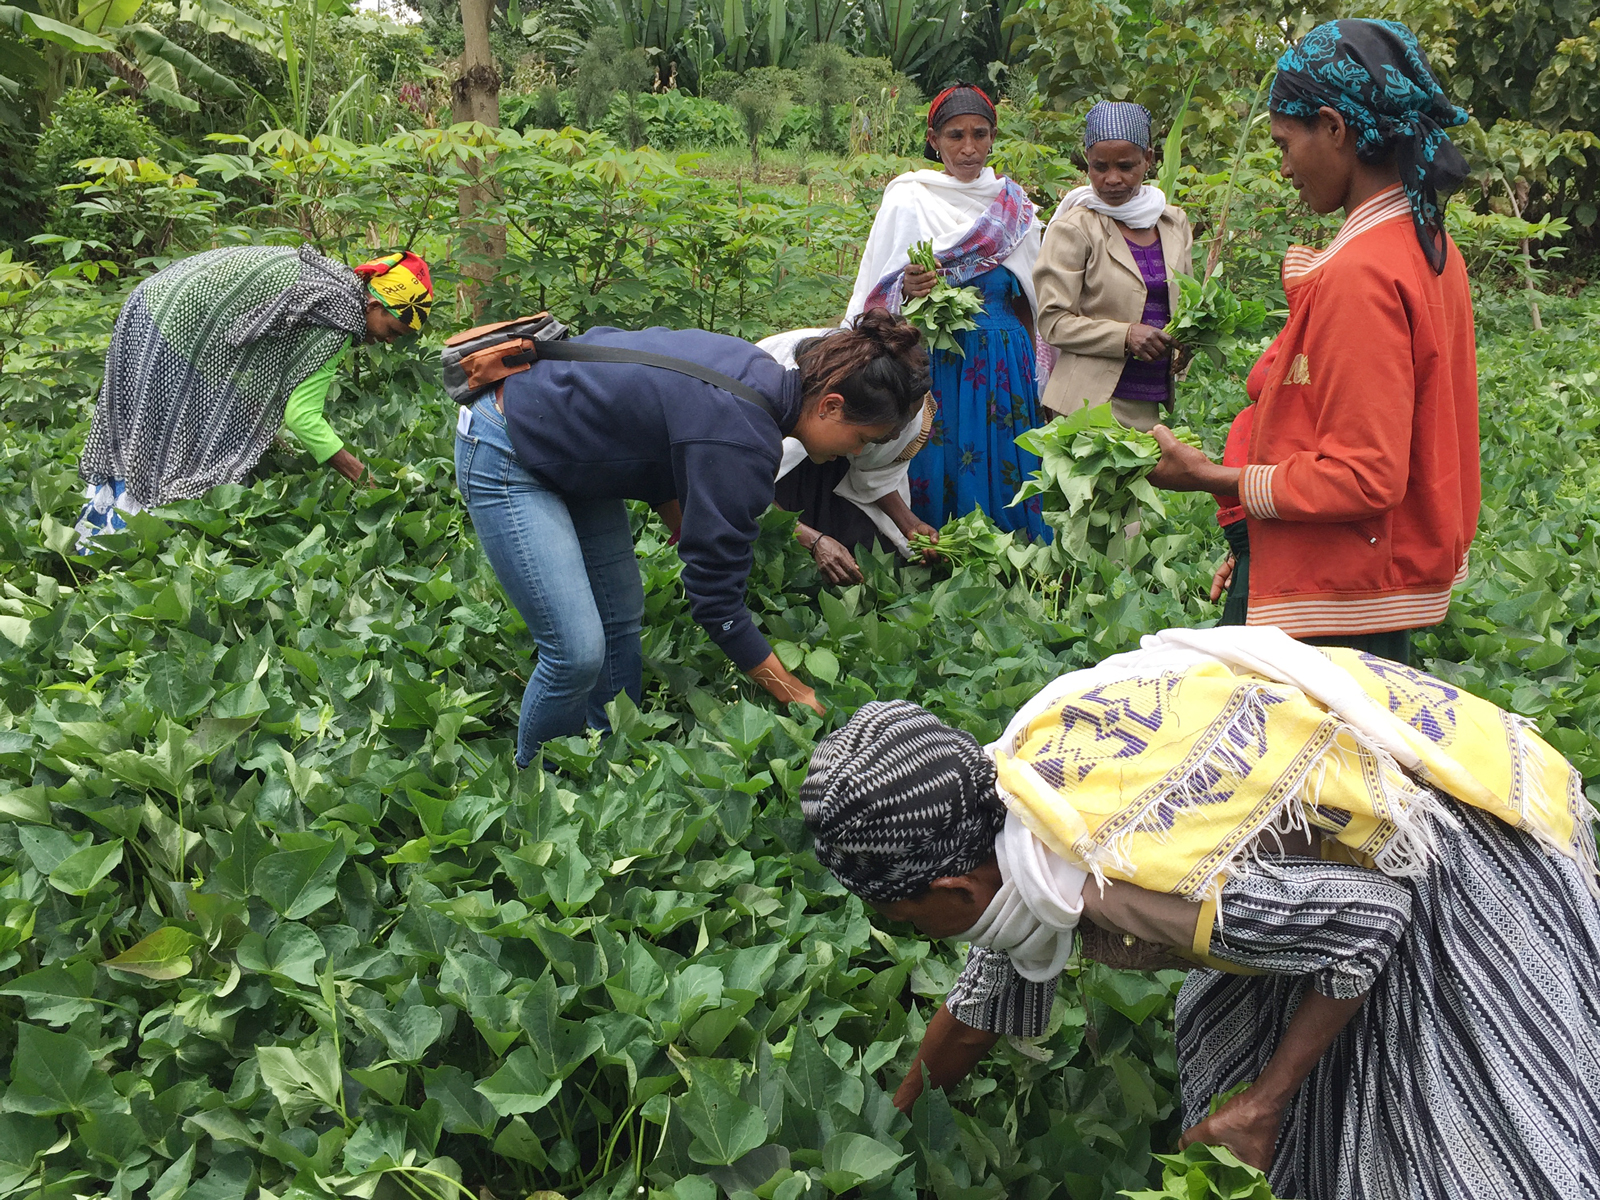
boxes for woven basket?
[1078,922,1190,972]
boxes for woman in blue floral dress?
[909,269,1044,536]
[847,84,1049,540]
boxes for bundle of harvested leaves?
[1165,266,1268,367]
[1013,407,1198,562]
[907,509,1018,571]
[900,240,983,355]
[1119,1143,1278,1200]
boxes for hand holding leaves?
[1120,1142,1279,1199]
[901,241,983,356]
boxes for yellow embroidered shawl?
[994,651,1589,963]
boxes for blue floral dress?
[907,268,1047,540]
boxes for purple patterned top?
[1113,235,1172,404]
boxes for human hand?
[1173,341,1195,374]
[908,522,940,563]
[1147,424,1234,494]
[654,499,683,535]
[812,535,864,584]
[892,1069,925,1115]
[1209,554,1236,602]
[903,262,938,299]
[749,654,826,717]
[783,684,825,717]
[1178,1085,1283,1173]
[1125,323,1174,362]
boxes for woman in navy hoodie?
[456,310,929,764]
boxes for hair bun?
[851,307,924,355]
[793,310,929,427]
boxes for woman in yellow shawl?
[799,626,1600,1200]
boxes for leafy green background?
[0,278,1594,1200]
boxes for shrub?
[35,89,164,256]
[35,89,162,195]
[801,43,852,154]
[532,84,564,130]
[704,65,802,105]
[0,141,44,257]
[571,29,652,135]
[598,91,743,149]
[770,103,817,150]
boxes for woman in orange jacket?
[1150,19,1480,665]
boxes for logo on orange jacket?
[1283,353,1311,385]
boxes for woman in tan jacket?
[1035,102,1193,431]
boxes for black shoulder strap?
[537,341,776,419]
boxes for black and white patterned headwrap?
[1084,101,1152,149]
[801,700,1005,902]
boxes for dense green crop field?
[0,280,1593,1200]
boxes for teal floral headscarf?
[1270,19,1469,273]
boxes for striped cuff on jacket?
[1239,464,1279,520]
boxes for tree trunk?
[452,0,505,317]
[1507,178,1542,332]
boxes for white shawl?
[1048,183,1169,232]
[846,167,1043,327]
[959,809,1087,982]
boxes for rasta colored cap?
[354,251,434,332]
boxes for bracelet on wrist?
[807,530,824,551]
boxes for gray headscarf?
[1084,101,1152,149]
[800,700,1004,902]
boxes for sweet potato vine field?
[0,280,1593,1200]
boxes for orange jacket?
[1213,401,1257,528]
[1235,186,1480,636]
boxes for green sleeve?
[281,340,350,464]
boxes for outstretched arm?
[747,652,824,716]
[1179,989,1365,1170]
[873,491,938,555]
[1176,856,1408,1172]
[893,1004,1000,1113]
[326,447,368,483]
[794,520,864,585]
[282,342,358,479]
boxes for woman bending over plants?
[454,310,928,764]
[74,246,431,550]
[1149,19,1479,665]
[801,625,1600,1200]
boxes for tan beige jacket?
[1035,204,1194,417]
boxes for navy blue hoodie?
[500,326,802,672]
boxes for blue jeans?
[454,396,644,765]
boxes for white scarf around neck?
[959,810,1086,982]
[1051,183,1168,231]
